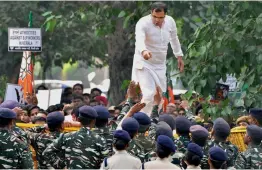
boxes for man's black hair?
[151,2,167,13]
[72,94,84,101]
[73,83,84,90]
[91,88,102,94]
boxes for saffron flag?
[18,51,34,99]
[162,73,175,112]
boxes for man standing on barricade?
[132,1,184,116]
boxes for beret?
[175,116,191,133]
[159,114,176,130]
[122,117,139,133]
[156,121,173,139]
[0,100,20,109]
[93,106,110,119]
[187,143,203,158]
[246,125,262,143]
[249,108,262,125]
[47,111,64,125]
[209,146,227,162]
[190,125,209,139]
[0,108,17,119]
[113,130,131,142]
[157,135,176,152]
[133,112,151,125]
[213,118,230,138]
[79,106,98,119]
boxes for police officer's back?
[133,112,154,153]
[206,118,239,168]
[143,135,180,169]
[43,106,109,169]
[26,111,65,169]
[189,125,209,169]
[208,146,228,169]
[100,130,142,169]
[0,108,33,169]
[93,106,114,156]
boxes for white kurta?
[132,14,183,115]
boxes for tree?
[43,1,214,105]
[181,1,262,119]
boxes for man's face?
[92,90,101,97]
[238,121,249,127]
[244,133,251,145]
[151,10,165,27]
[72,99,83,107]
[175,100,181,108]
[73,86,83,95]
[179,110,186,116]
[83,95,90,105]
[30,108,39,120]
[166,104,176,114]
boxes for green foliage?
[180,1,262,119]
[0,76,7,98]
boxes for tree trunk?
[107,18,135,106]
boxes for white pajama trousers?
[132,66,166,116]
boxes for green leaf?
[249,87,257,93]
[200,79,207,87]
[118,11,126,18]
[42,11,52,17]
[123,13,134,29]
[243,19,252,27]
[234,99,244,107]
[247,74,255,85]
[192,16,202,23]
[55,15,62,19]
[210,65,216,73]
[95,29,100,36]
[184,90,193,100]
[188,43,194,49]
[258,54,262,61]
[240,91,246,98]
[244,98,253,107]
[46,15,55,22]
[245,46,256,52]
[45,21,50,31]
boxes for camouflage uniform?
[148,105,160,141]
[0,128,33,169]
[234,144,262,169]
[12,125,30,147]
[26,126,64,169]
[136,133,154,154]
[128,139,146,163]
[93,127,114,156]
[43,127,109,169]
[206,139,239,167]
[109,100,133,131]
[172,135,191,166]
[200,145,210,169]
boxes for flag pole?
[29,11,36,95]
